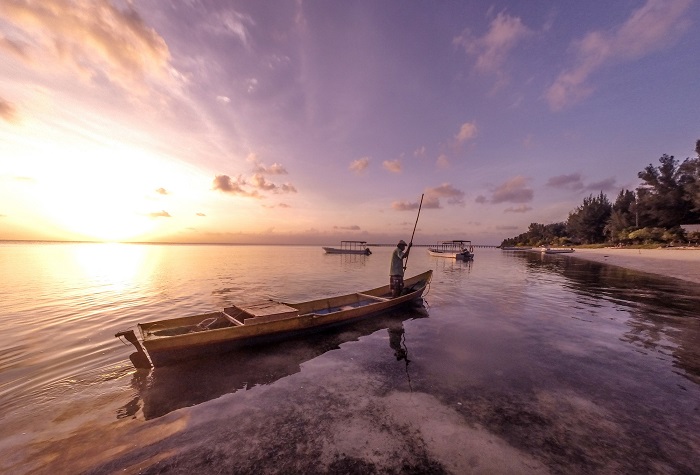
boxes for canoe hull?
[136,270,432,367]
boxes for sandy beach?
[567,247,700,284]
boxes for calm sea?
[1,242,698,474]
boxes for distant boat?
[322,240,372,255]
[115,270,432,367]
[427,240,474,260]
[540,247,575,254]
[501,246,532,251]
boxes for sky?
[1,0,699,246]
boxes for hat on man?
[398,240,407,247]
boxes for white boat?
[540,247,575,254]
[322,241,372,255]
[427,240,474,260]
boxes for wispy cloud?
[546,173,584,191]
[455,121,478,144]
[0,97,18,123]
[585,177,617,192]
[546,0,692,110]
[383,159,402,173]
[247,153,288,175]
[436,154,450,169]
[546,173,617,193]
[333,225,361,231]
[349,157,370,174]
[478,176,534,204]
[206,9,255,48]
[454,11,533,84]
[149,210,172,218]
[392,183,465,211]
[426,183,466,207]
[155,187,169,195]
[0,0,173,91]
[504,205,532,213]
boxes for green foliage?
[500,139,700,247]
[566,192,612,244]
[637,154,700,227]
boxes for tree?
[605,189,636,241]
[566,192,612,244]
[678,140,700,216]
[637,154,699,227]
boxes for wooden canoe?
[117,270,432,368]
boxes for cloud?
[216,96,231,104]
[0,34,28,59]
[436,154,450,169]
[454,11,533,75]
[196,212,206,217]
[383,159,402,173]
[333,225,361,231]
[489,176,534,204]
[546,0,692,110]
[0,0,173,91]
[426,183,465,206]
[392,184,465,211]
[149,210,171,218]
[546,173,616,193]
[212,174,260,198]
[546,173,584,190]
[250,174,297,194]
[504,205,533,213]
[475,195,487,204]
[349,157,370,174]
[455,121,478,144]
[414,146,426,159]
[155,187,169,195]
[0,97,18,123]
[585,177,617,192]
[206,9,255,48]
[247,153,288,175]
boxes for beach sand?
[568,247,700,284]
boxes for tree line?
[501,140,700,247]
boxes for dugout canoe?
[116,270,432,368]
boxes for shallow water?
[1,243,698,474]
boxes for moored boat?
[116,270,432,367]
[322,240,372,255]
[427,240,474,260]
[541,247,575,254]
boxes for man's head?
[397,240,407,249]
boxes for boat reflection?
[118,301,429,420]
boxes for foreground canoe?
[116,270,432,368]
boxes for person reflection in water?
[389,325,409,362]
[390,239,412,298]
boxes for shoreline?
[565,247,700,284]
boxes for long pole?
[404,193,424,271]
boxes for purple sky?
[1,0,698,244]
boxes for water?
[0,243,698,474]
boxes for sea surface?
[0,242,698,474]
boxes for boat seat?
[356,293,390,302]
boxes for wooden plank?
[356,293,390,302]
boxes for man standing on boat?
[390,240,412,298]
